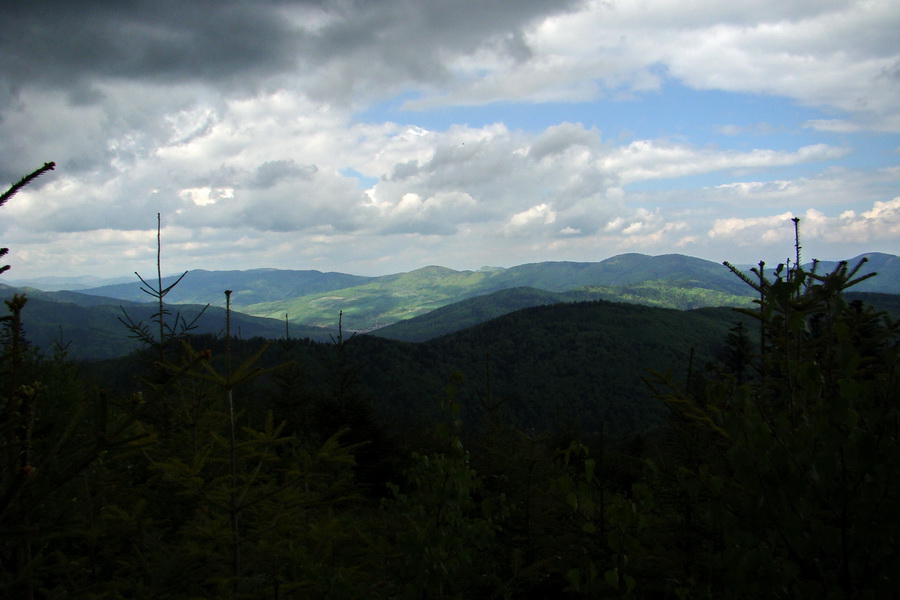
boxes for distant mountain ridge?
[67,254,743,332]
[4,274,134,291]
[74,252,895,329]
[3,251,896,359]
[75,268,372,307]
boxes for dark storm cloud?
[300,0,578,101]
[1,0,579,100]
[304,0,569,60]
[0,0,304,92]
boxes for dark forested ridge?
[377,300,748,437]
[85,297,747,441]
[371,285,574,342]
[374,286,900,343]
[4,251,896,598]
[0,285,331,361]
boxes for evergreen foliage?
[645,222,899,598]
[2,164,147,598]
[1,163,55,277]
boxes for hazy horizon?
[3,248,895,288]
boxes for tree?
[118,212,208,436]
[111,289,368,598]
[1,163,149,598]
[647,221,900,598]
[374,372,510,599]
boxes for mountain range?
[2,251,897,361]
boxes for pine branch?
[2,163,56,276]
[723,261,763,293]
[0,162,55,208]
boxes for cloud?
[366,121,626,238]
[813,198,900,242]
[4,89,888,275]
[708,211,797,242]
[528,122,599,161]
[716,123,776,136]
[603,142,849,184]
[8,1,896,129]
[3,1,898,126]
[248,160,317,189]
[1,0,579,110]
[804,119,865,133]
[376,191,478,235]
[708,166,900,209]
[179,187,233,207]
[402,0,900,130]
[708,198,900,250]
[0,1,302,93]
[505,202,557,233]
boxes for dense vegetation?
[2,169,898,598]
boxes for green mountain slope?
[373,286,569,342]
[374,282,755,342]
[241,265,496,330]
[237,254,757,331]
[486,253,751,294]
[71,254,759,332]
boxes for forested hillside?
[87,298,748,441]
[360,301,750,437]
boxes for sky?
[1,0,899,280]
